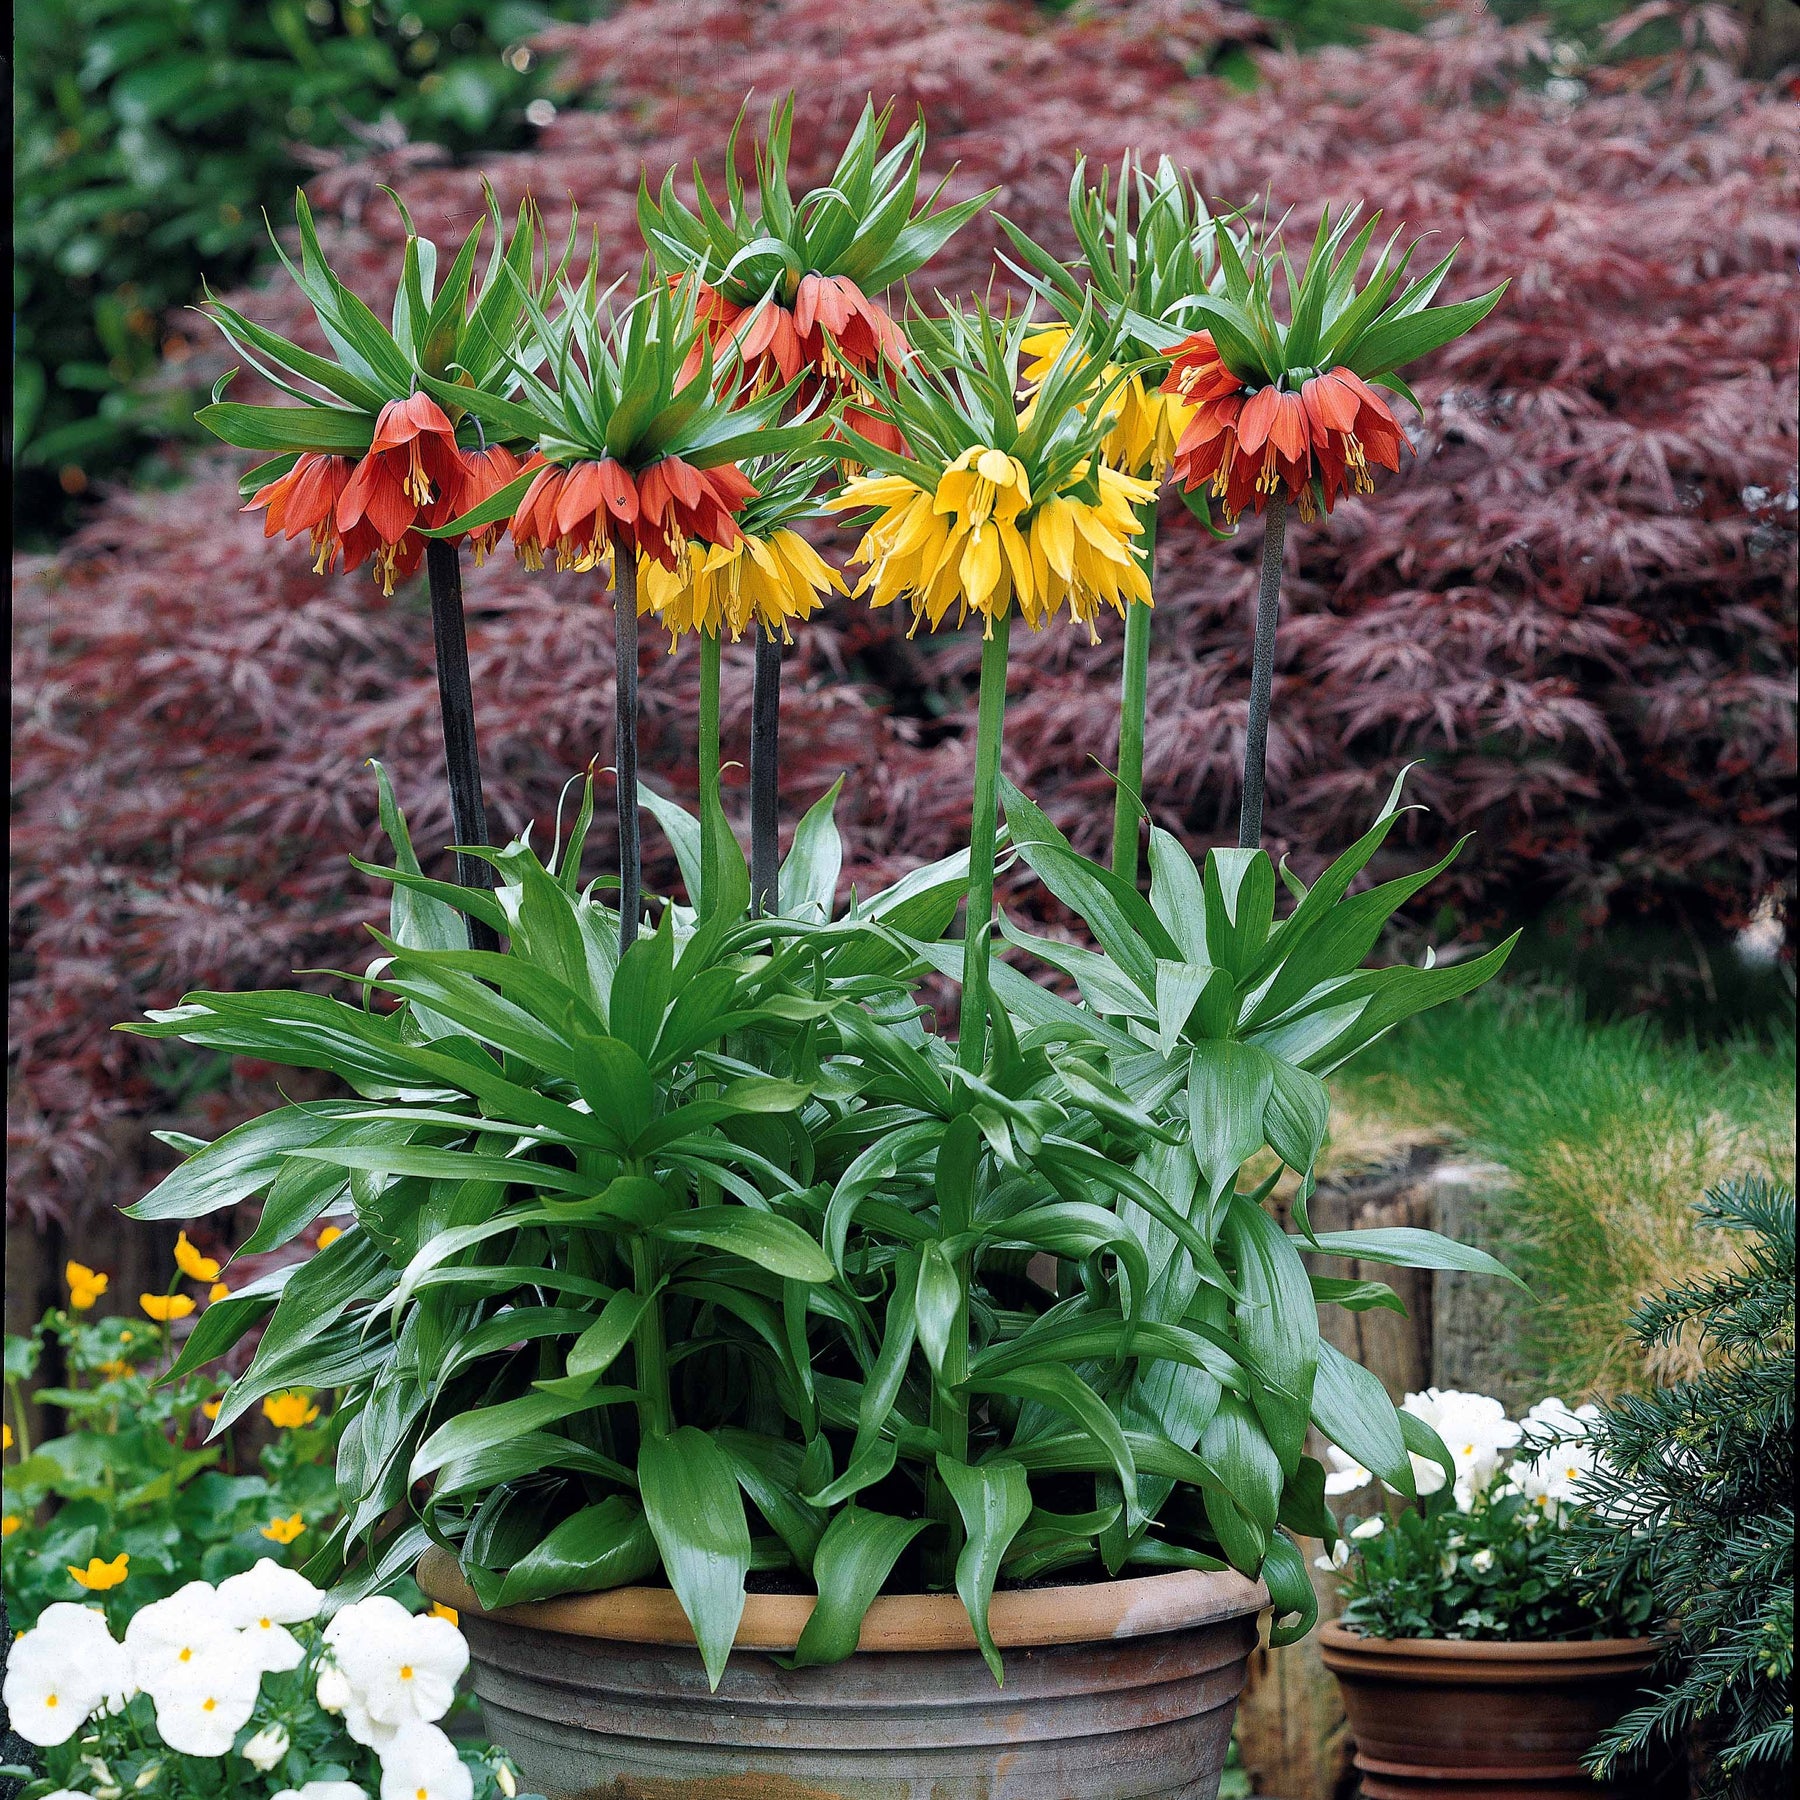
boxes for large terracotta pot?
[419,1547,1267,1800]
[1317,1620,1675,1800]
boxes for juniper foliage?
[1558,1174,1795,1800]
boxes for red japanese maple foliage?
[9,0,1795,1233]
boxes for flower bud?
[241,1724,291,1772]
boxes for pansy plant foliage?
[198,188,561,589]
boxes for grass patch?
[1331,984,1795,1397]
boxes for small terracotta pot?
[419,1547,1268,1800]
[1318,1620,1677,1800]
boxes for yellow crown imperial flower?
[831,445,1154,643]
[641,529,846,650]
[173,1232,222,1284]
[139,1293,195,1324]
[65,1261,109,1311]
[1020,325,1194,482]
[262,1391,320,1430]
[259,1513,306,1545]
[69,1553,130,1591]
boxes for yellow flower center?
[202,1698,217,1714]
[46,1694,58,1709]
[400,1665,414,1680]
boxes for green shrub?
[1557,1175,1795,1800]
[12,0,594,542]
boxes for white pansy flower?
[217,1560,321,1673]
[148,1655,261,1757]
[378,1724,473,1800]
[84,1757,125,1800]
[3,1606,131,1746]
[1470,1547,1496,1573]
[1321,1445,1374,1496]
[330,1602,468,1730]
[315,1661,353,1714]
[1313,1538,1352,1573]
[240,1722,291,1771]
[41,1791,92,1800]
[124,1583,238,1699]
[1399,1388,1522,1509]
[1349,1515,1386,1540]
[273,1785,369,1800]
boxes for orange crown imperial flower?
[1161,334,1407,525]
[509,455,758,576]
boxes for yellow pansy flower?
[429,1603,459,1625]
[97,1359,134,1381]
[173,1232,221,1284]
[2,1515,21,1537]
[831,445,1154,641]
[1021,324,1194,482]
[260,1513,305,1545]
[139,1293,195,1323]
[69,1553,130,1590]
[66,1261,109,1311]
[262,1392,320,1430]
[208,1282,230,1303]
[201,1398,224,1421]
[640,529,846,650]
[315,1226,343,1249]
[2,1424,11,1451]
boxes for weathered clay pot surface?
[1317,1621,1676,1800]
[420,1548,1267,1800]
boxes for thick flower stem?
[629,1231,672,1443]
[1238,494,1288,851]
[425,540,499,953]
[958,611,1012,1076]
[750,622,782,917]
[611,529,642,954]
[1110,499,1159,884]
[698,629,722,918]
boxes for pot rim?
[1317,1617,1663,1663]
[417,1546,1268,1655]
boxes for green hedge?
[13,0,597,543]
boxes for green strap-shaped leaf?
[1222,1196,1318,1475]
[936,1454,1033,1683]
[1188,1042,1274,1226]
[125,1102,368,1221]
[1303,1227,1525,1286]
[790,1507,929,1668]
[655,1207,835,1284]
[491,1497,660,1608]
[639,1427,753,1690]
[1311,1339,1413,1498]
[970,1363,1141,1529]
[1260,1528,1319,1648]
[410,1387,634,1483]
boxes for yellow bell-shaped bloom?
[641,528,847,650]
[830,446,1154,642]
[1021,325,1194,482]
